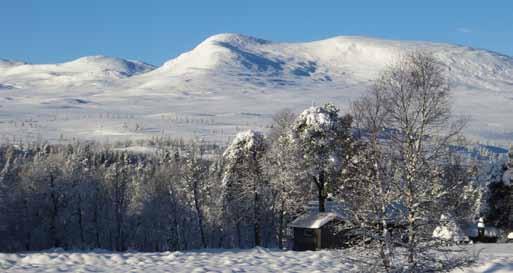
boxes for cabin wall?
[321,222,346,249]
[292,228,321,251]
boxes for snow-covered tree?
[438,156,482,223]
[501,145,513,186]
[222,130,267,247]
[103,153,136,251]
[289,104,352,212]
[432,214,467,242]
[345,87,401,270]
[263,110,309,248]
[182,143,209,248]
[372,52,466,270]
[0,145,24,250]
[347,52,469,271]
[486,145,513,229]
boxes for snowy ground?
[0,247,365,273]
[1,244,512,273]
[449,243,513,273]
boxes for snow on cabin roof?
[298,200,407,226]
[288,212,344,229]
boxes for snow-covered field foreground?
[0,244,511,273]
[451,244,513,273]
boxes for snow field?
[0,248,363,273]
[2,244,513,273]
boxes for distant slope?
[0,33,512,143]
[0,55,154,89]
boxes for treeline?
[0,141,227,251]
[1,117,336,252]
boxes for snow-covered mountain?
[0,55,154,89]
[1,33,513,143]
[133,33,513,90]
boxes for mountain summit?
[124,33,513,93]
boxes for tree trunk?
[377,150,392,272]
[254,191,261,247]
[180,218,188,250]
[23,199,31,250]
[77,195,85,247]
[406,152,417,269]
[172,205,180,250]
[49,173,60,248]
[252,151,262,247]
[193,181,207,248]
[94,186,101,248]
[236,221,242,248]
[407,210,416,266]
[278,203,285,249]
[115,205,123,251]
[381,211,392,271]
[94,208,101,248]
[406,178,416,268]
[316,171,326,212]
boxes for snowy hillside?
[135,33,513,91]
[1,34,513,143]
[0,56,154,89]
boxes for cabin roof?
[288,212,344,229]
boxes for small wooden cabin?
[288,201,408,250]
[288,212,345,251]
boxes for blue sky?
[2,0,512,65]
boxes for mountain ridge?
[134,33,513,92]
[0,33,513,143]
[2,33,513,88]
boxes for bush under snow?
[432,214,469,242]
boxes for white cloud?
[457,27,472,33]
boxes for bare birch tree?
[349,52,468,271]
[347,86,401,271]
